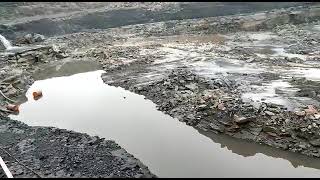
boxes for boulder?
[217,103,226,111]
[209,123,224,133]
[295,111,306,116]
[33,33,45,42]
[16,33,46,44]
[296,88,317,98]
[234,115,251,124]
[185,83,198,91]
[24,34,33,44]
[265,111,275,116]
[197,104,207,111]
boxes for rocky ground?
[0,116,155,178]
[97,4,320,158]
[0,2,181,24]
[0,163,5,178]
[0,36,155,177]
[128,69,320,157]
[1,2,320,178]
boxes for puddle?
[190,58,264,78]
[223,30,320,109]
[120,41,319,111]
[226,32,282,47]
[312,25,320,31]
[153,46,204,65]
[288,68,320,81]
[113,37,319,111]
[272,47,308,60]
[228,32,308,61]
[241,78,320,110]
[253,46,308,60]
[248,32,278,41]
[9,70,320,178]
[241,80,298,110]
[32,58,101,80]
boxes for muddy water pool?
[8,68,320,178]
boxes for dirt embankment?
[0,2,314,39]
[0,2,180,24]
[123,69,320,157]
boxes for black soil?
[0,116,155,178]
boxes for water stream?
[0,34,12,49]
[9,69,320,178]
[0,34,40,54]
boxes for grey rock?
[52,44,61,53]
[267,107,280,113]
[209,123,224,133]
[22,33,45,44]
[234,115,251,124]
[296,88,317,98]
[197,104,207,111]
[295,111,306,116]
[265,111,275,116]
[233,129,257,140]
[24,34,33,43]
[136,86,143,91]
[17,58,28,63]
[310,139,320,147]
[33,34,45,42]
[297,142,308,149]
[0,42,5,51]
[267,103,283,108]
[249,127,262,136]
[301,127,308,132]
[263,126,278,133]
[163,81,171,86]
[270,116,277,120]
[185,83,198,91]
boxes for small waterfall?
[0,34,28,54]
[0,34,13,50]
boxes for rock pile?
[130,69,320,157]
[15,33,45,45]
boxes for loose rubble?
[122,69,320,157]
[98,4,320,158]
[0,26,155,178]
[0,116,155,178]
[15,33,45,45]
[1,2,320,177]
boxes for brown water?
[9,70,320,178]
[32,58,101,80]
